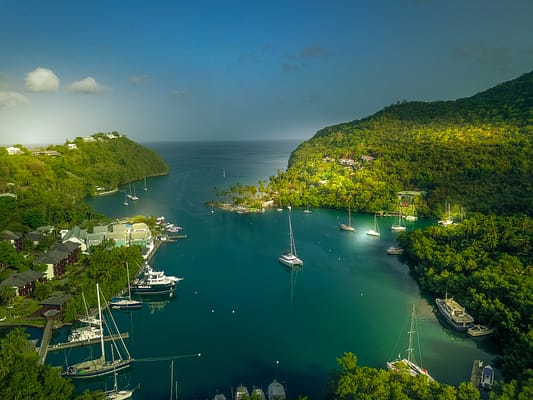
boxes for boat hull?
[130,283,175,296]
[386,359,434,381]
[339,224,355,232]
[278,253,303,268]
[110,298,143,309]
[64,358,132,379]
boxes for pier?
[470,359,482,388]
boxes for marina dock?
[470,359,482,388]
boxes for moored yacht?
[435,294,474,331]
[130,263,183,296]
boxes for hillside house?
[0,270,46,297]
[34,241,80,279]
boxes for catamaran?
[279,207,303,268]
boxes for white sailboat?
[64,283,132,379]
[391,204,406,232]
[279,207,303,268]
[111,262,143,310]
[340,206,355,232]
[123,192,128,206]
[130,185,138,201]
[143,176,148,191]
[386,304,434,381]
[366,214,380,236]
[105,364,134,400]
[438,201,453,226]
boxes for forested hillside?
[269,71,533,217]
[0,132,168,232]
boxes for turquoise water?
[46,140,497,399]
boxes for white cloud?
[68,76,110,94]
[0,91,29,108]
[25,67,60,92]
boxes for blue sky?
[1,0,532,145]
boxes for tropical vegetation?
[0,132,168,233]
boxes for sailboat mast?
[170,360,174,400]
[407,304,415,363]
[96,283,105,362]
[288,213,297,257]
[126,262,132,300]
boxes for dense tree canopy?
[264,71,533,217]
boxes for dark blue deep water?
[45,140,497,399]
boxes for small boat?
[435,293,474,331]
[143,176,148,191]
[267,380,286,400]
[123,192,128,206]
[111,262,143,310]
[366,214,380,236]
[235,385,249,400]
[387,304,434,382]
[68,325,102,343]
[387,246,404,255]
[340,206,355,232]
[213,394,227,400]
[467,324,494,337]
[279,208,303,268]
[481,365,494,389]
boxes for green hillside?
[270,71,533,217]
[0,132,168,231]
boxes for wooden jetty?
[470,359,483,388]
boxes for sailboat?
[111,262,143,309]
[366,214,380,236]
[143,176,148,191]
[340,206,355,231]
[64,283,132,378]
[438,201,453,226]
[386,304,434,381]
[391,203,406,232]
[104,364,134,399]
[278,207,303,268]
[130,185,138,201]
[123,192,128,206]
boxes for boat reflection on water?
[144,296,174,315]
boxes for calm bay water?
[47,140,497,399]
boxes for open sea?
[44,140,498,399]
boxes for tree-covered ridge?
[0,133,168,231]
[273,71,533,216]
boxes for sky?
[1,0,532,145]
